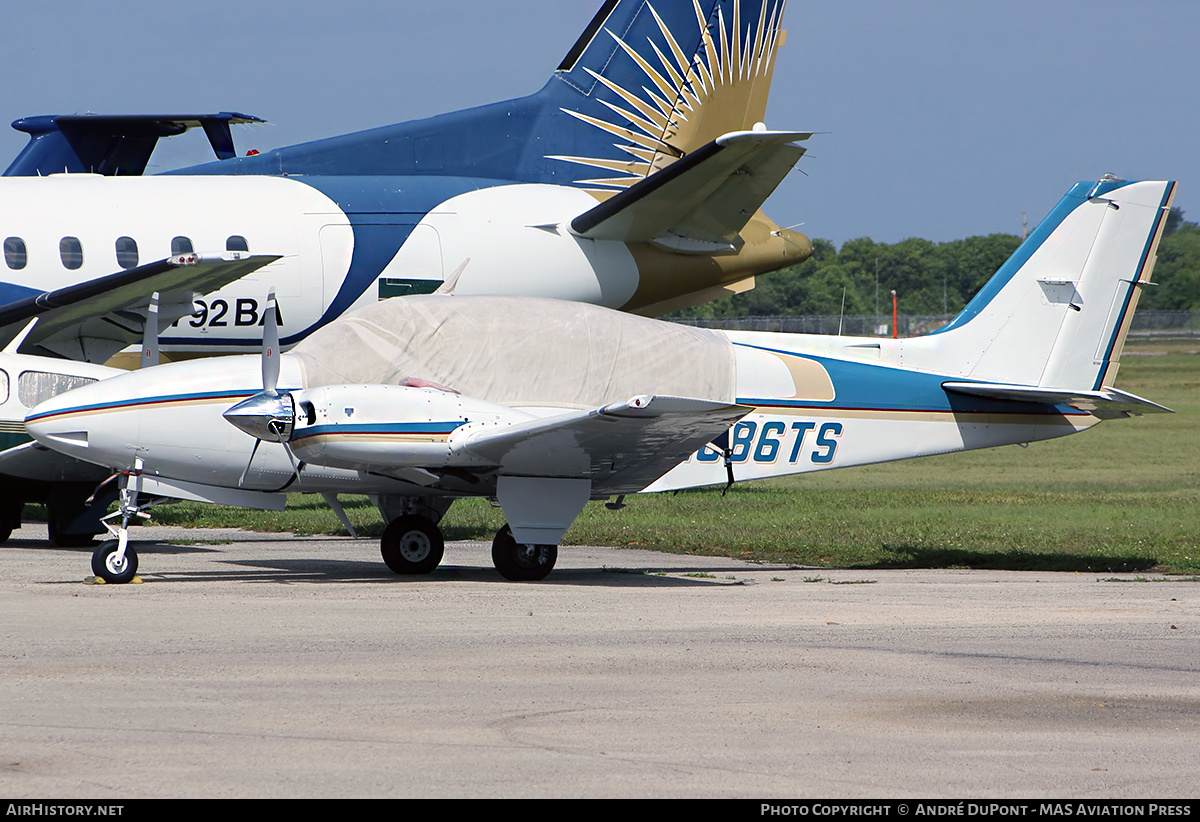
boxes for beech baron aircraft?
[0,0,812,543]
[27,178,1175,582]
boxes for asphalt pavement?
[1,523,1196,798]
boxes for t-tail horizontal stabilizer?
[570,130,810,251]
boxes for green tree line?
[672,208,1200,319]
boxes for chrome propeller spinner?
[222,390,295,442]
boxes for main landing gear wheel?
[491,524,557,581]
[91,540,138,584]
[380,515,445,575]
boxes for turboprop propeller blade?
[262,287,280,394]
[223,287,300,486]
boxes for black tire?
[491,525,557,581]
[91,540,138,584]
[380,515,445,574]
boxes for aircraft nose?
[25,382,110,457]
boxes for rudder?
[546,0,789,190]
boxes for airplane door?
[319,223,354,313]
[377,224,445,298]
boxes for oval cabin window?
[116,236,139,270]
[59,237,83,270]
[3,237,26,270]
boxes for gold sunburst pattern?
[548,0,787,192]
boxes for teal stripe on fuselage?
[732,343,1078,416]
[292,421,465,443]
[23,388,300,423]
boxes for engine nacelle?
[288,384,529,471]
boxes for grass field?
[142,338,1200,575]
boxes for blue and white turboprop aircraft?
[1,0,812,364]
[25,178,1175,583]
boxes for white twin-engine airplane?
[1,0,811,366]
[0,0,808,543]
[26,178,1175,583]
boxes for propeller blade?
[237,438,263,488]
[273,422,304,486]
[140,292,160,368]
[225,286,302,488]
[263,287,279,393]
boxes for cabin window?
[226,235,249,253]
[18,371,97,409]
[116,236,139,270]
[171,236,194,256]
[59,237,83,270]
[3,237,26,270]
[0,369,9,405]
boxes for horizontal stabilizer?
[5,112,266,177]
[570,130,810,248]
[453,395,752,494]
[0,253,280,362]
[943,381,1172,416]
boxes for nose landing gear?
[91,458,152,584]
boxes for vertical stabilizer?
[923,179,1175,391]
[547,0,789,190]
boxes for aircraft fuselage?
[0,174,806,358]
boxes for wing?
[0,253,280,362]
[450,395,753,495]
[570,130,810,250]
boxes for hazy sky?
[2,1,1195,246]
